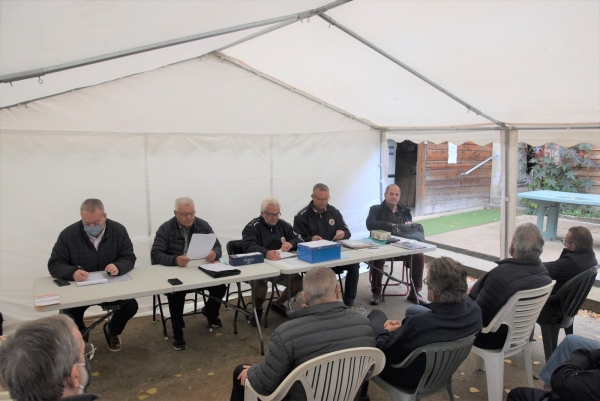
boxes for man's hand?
[73,270,89,282]
[175,255,191,267]
[105,263,119,276]
[205,251,217,263]
[332,230,345,241]
[281,242,293,252]
[237,365,252,386]
[383,319,401,333]
[405,221,413,225]
[311,235,322,241]
[265,250,281,261]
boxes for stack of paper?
[76,271,109,287]
[34,294,60,307]
[338,240,376,249]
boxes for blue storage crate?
[297,241,341,263]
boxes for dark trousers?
[231,364,248,401]
[60,298,138,335]
[370,253,424,295]
[167,284,227,330]
[507,387,550,401]
[473,324,509,350]
[331,263,360,306]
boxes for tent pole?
[213,20,298,53]
[319,13,506,128]
[500,129,518,258]
[0,0,352,84]
[385,124,600,132]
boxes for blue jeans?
[539,334,600,385]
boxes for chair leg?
[523,343,534,387]
[540,325,560,361]
[564,323,574,336]
[482,354,503,401]
[447,383,455,400]
[152,295,157,323]
[224,283,230,309]
[337,274,344,298]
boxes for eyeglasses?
[311,195,331,202]
[423,277,429,286]
[561,239,573,246]
[84,343,96,361]
[263,212,281,218]
[175,211,196,218]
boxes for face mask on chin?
[84,224,103,237]
[77,363,89,394]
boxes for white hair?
[260,197,280,213]
[174,197,194,210]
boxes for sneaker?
[345,304,358,311]
[249,309,263,327]
[370,293,381,305]
[102,323,121,352]
[270,303,289,318]
[173,330,186,351]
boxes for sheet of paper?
[392,242,427,250]
[106,273,132,283]
[77,271,109,287]
[338,240,375,249]
[278,250,297,259]
[199,262,238,272]
[448,142,457,164]
[357,247,386,253]
[34,294,60,306]
[186,233,217,260]
[299,239,337,248]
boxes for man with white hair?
[241,197,303,326]
[151,197,226,351]
[48,198,138,352]
[0,315,98,401]
[469,222,552,349]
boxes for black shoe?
[173,330,186,351]
[249,309,263,327]
[370,293,381,305]
[270,303,289,318]
[207,317,222,329]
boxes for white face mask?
[75,363,89,393]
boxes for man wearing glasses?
[0,315,99,400]
[48,198,138,352]
[151,197,226,351]
[293,183,360,308]
[241,197,303,326]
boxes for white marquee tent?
[1,0,599,329]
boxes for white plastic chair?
[471,281,555,401]
[372,333,477,401]
[244,347,385,401]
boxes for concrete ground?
[84,214,600,401]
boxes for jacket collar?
[380,200,410,214]
[496,257,542,266]
[287,301,346,319]
[309,201,328,215]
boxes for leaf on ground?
[534,374,540,380]
[175,374,182,378]
[91,372,100,377]
[504,359,512,364]
[460,372,465,376]
[208,372,214,376]
[533,361,541,365]
[146,388,157,395]
[215,333,223,337]
[138,396,149,400]
[455,396,460,399]
[505,389,510,394]
[196,368,202,372]
[189,385,192,390]
[538,335,543,339]
[469,387,480,393]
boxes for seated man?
[363,257,482,394]
[0,315,98,401]
[537,226,597,325]
[48,198,138,352]
[293,183,360,307]
[469,223,552,350]
[151,197,227,351]
[241,197,304,326]
[229,267,375,401]
[508,335,600,401]
[366,184,426,305]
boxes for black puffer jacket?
[544,248,597,294]
[247,302,376,400]
[150,217,222,265]
[241,216,302,255]
[48,219,136,280]
[366,201,413,232]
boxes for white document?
[106,273,132,283]
[200,262,238,272]
[299,240,337,248]
[339,240,375,249]
[448,142,457,164]
[186,233,217,260]
[357,247,386,253]
[34,294,60,306]
[278,250,297,259]
[77,271,109,287]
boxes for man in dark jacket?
[366,184,425,305]
[293,183,360,307]
[507,335,600,401]
[48,198,138,352]
[537,226,597,325]
[469,222,552,349]
[230,267,375,401]
[0,315,99,401]
[241,197,303,326]
[150,197,226,351]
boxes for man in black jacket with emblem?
[48,198,138,352]
[151,197,226,351]
[242,197,303,326]
[293,183,360,307]
[469,222,552,349]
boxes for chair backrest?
[226,239,244,256]
[247,347,385,401]
[550,266,598,325]
[388,333,477,398]
[483,281,555,354]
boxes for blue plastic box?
[297,240,341,263]
[229,252,264,266]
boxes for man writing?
[366,184,426,305]
[229,267,375,401]
[0,315,98,401]
[48,198,138,352]
[293,183,360,308]
[151,197,226,350]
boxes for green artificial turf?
[418,208,518,237]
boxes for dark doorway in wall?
[395,140,418,207]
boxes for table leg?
[408,254,419,305]
[251,281,265,356]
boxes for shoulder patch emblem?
[329,219,335,226]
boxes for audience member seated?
[0,315,98,401]
[469,223,552,349]
[537,226,597,325]
[241,197,304,326]
[361,257,482,396]
[507,334,600,401]
[229,267,375,401]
